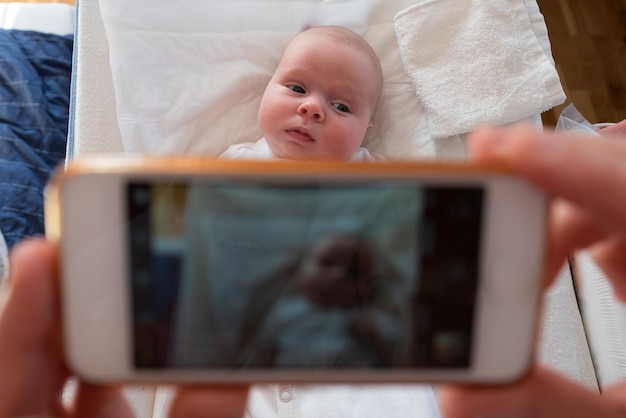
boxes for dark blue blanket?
[0,29,73,249]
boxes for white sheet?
[98,0,556,160]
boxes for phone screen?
[127,179,484,370]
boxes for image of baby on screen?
[170,183,421,369]
[244,232,406,368]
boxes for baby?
[254,233,404,368]
[172,184,415,369]
[220,25,383,161]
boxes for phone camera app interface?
[127,181,483,370]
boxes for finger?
[438,366,626,418]
[169,385,249,418]
[469,129,609,287]
[543,199,609,287]
[469,125,626,294]
[605,380,626,413]
[71,382,134,418]
[469,124,626,234]
[0,239,68,417]
[590,236,626,301]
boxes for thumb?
[71,382,134,418]
[438,367,626,418]
[169,385,249,418]
[0,239,68,417]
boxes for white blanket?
[98,0,562,160]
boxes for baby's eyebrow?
[278,66,310,80]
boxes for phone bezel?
[48,159,547,384]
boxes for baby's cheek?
[338,127,367,154]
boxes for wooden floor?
[537,0,626,126]
[3,0,625,126]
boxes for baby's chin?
[300,281,365,310]
[307,296,360,310]
[266,137,354,161]
[265,139,308,160]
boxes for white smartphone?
[45,157,548,384]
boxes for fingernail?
[515,129,568,171]
[538,132,567,160]
[610,278,626,302]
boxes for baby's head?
[258,26,383,161]
[297,234,375,310]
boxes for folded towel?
[394,0,566,139]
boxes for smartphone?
[45,157,547,384]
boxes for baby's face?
[297,234,375,309]
[258,33,379,161]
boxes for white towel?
[394,0,566,139]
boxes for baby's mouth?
[286,128,315,142]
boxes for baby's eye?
[288,85,306,94]
[332,103,351,113]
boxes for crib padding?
[69,1,601,417]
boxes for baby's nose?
[297,101,324,121]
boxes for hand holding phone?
[45,158,547,384]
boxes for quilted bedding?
[0,29,72,249]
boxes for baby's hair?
[294,26,384,111]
